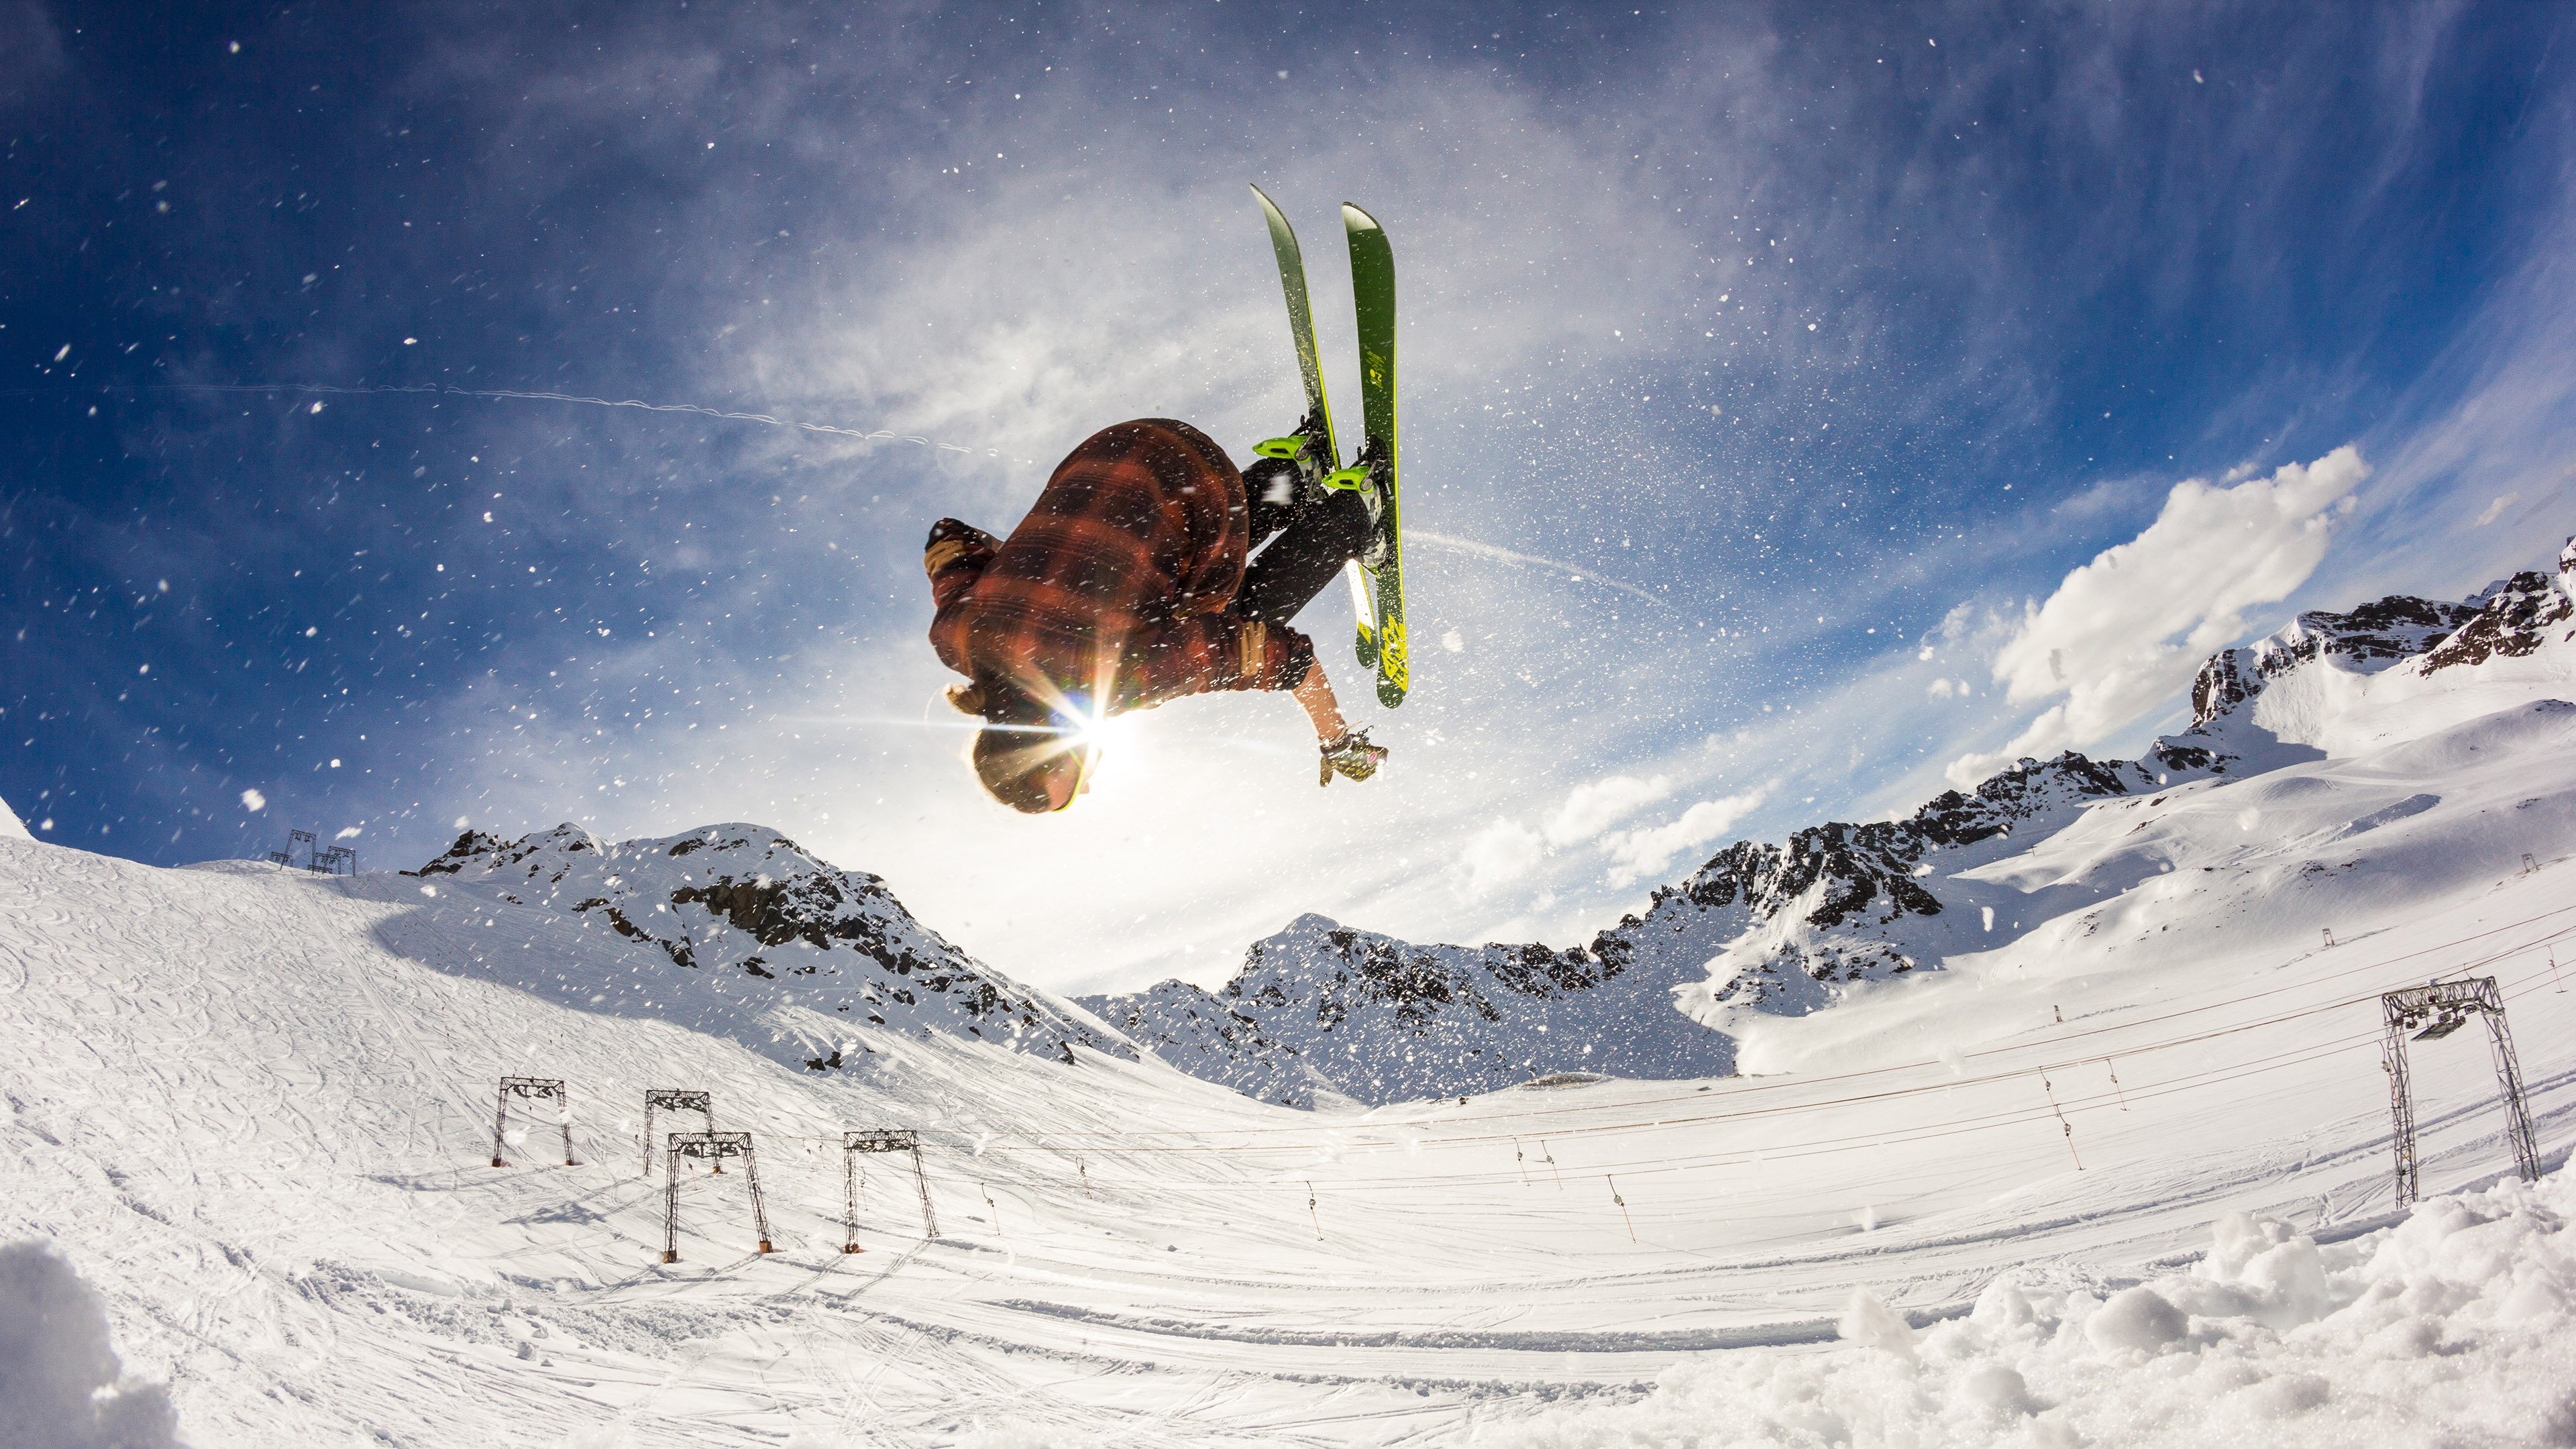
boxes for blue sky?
[4,2,2572,991]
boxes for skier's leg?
[1242,458,1301,543]
[1238,485,1372,628]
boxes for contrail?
[1407,530,1680,612]
[53,381,1040,466]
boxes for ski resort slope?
[4,690,2575,1446]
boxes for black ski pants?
[1236,458,1374,629]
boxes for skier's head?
[970,726,1091,813]
[953,675,1097,814]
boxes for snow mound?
[1477,1165,2576,1448]
[0,1240,182,1449]
[0,792,29,841]
[415,821,1135,1067]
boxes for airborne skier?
[921,191,1404,816]
[924,419,1385,812]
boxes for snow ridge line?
[902,904,2576,1148]
[739,963,2570,1200]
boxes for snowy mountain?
[1075,912,1733,1108]
[5,547,2575,1447]
[1087,535,2576,1107]
[414,820,1137,1067]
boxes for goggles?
[1051,736,1101,812]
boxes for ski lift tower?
[661,1132,774,1263]
[642,1089,716,1177]
[841,1128,938,1251]
[2379,977,2541,1206]
[490,1076,576,1169]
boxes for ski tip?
[1252,183,1287,219]
[1341,202,1383,235]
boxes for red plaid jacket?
[926,419,1313,716]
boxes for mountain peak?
[418,822,1134,1067]
[1092,526,2576,1108]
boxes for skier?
[924,417,1390,814]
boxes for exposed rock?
[2192,594,2481,726]
[419,822,1133,1067]
[1086,913,1724,1108]
[2422,566,2574,674]
[1092,532,2576,1108]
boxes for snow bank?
[0,792,28,841]
[0,1240,183,1449]
[1468,1167,2576,1448]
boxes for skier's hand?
[922,519,998,579]
[1318,728,1388,786]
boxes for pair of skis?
[1250,185,1406,709]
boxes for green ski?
[1250,184,1382,672]
[1339,202,1406,708]
[1248,186,1342,504]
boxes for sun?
[1065,707,1147,802]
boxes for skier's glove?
[1318,728,1388,786]
[922,518,998,580]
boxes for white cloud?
[1927,678,1957,699]
[1948,445,2365,786]
[1602,790,1769,888]
[2474,492,2519,526]
[1459,818,1546,896]
[1544,774,1672,847]
[1458,774,1713,898]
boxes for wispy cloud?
[1947,447,2365,785]
[1603,790,1770,888]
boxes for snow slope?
[1091,537,2576,1108]
[5,539,2575,1446]
[1487,1169,2576,1448]
[5,799,2576,1433]
[0,788,28,841]
[5,784,2574,1446]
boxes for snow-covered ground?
[5,557,2576,1446]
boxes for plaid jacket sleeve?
[924,518,998,677]
[1110,614,1316,710]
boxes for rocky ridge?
[1084,537,2576,1108]
[415,822,1135,1067]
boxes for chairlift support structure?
[641,1089,715,1177]
[2379,976,2540,1206]
[661,1131,773,1263]
[841,1128,937,1251]
[490,1076,574,1168]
